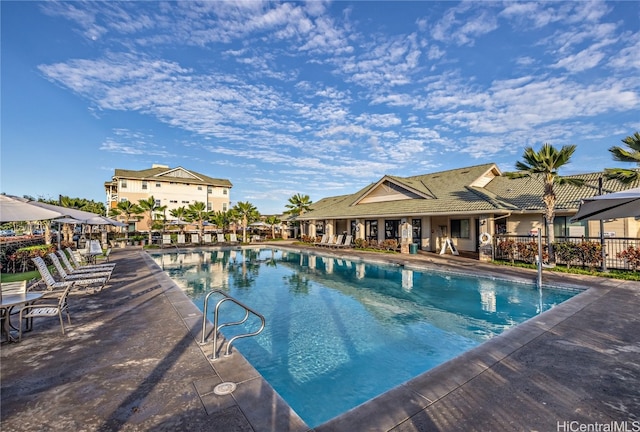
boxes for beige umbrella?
[0,195,65,222]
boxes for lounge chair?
[48,253,112,282]
[176,234,186,246]
[19,283,72,340]
[217,233,226,243]
[191,233,200,245]
[162,234,172,247]
[314,234,328,246]
[321,234,335,247]
[229,233,239,244]
[66,248,116,270]
[203,233,212,244]
[38,255,108,293]
[328,234,344,248]
[31,257,76,292]
[336,235,353,248]
[57,250,114,277]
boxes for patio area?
[1,244,639,431]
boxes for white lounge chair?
[321,234,335,247]
[57,250,113,276]
[336,235,353,248]
[217,233,226,243]
[66,248,116,270]
[203,233,212,244]
[162,234,172,247]
[328,234,344,248]
[229,233,239,244]
[40,255,108,293]
[314,234,328,246]
[191,233,200,245]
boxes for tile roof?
[300,164,639,220]
[111,166,232,187]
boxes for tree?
[232,201,260,243]
[605,132,640,184]
[138,196,163,245]
[185,201,211,243]
[506,143,584,263]
[211,210,234,232]
[284,193,313,238]
[265,215,281,239]
[109,200,143,240]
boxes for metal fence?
[494,235,640,271]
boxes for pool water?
[151,248,577,427]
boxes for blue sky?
[1,1,638,215]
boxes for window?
[121,179,127,188]
[156,183,161,188]
[316,222,325,235]
[198,186,202,191]
[451,219,470,238]
[142,181,148,190]
[207,202,212,211]
[385,220,400,241]
[412,219,421,244]
[222,203,228,211]
[365,220,377,241]
[169,200,178,204]
[223,189,228,195]
[207,187,213,194]
[350,220,357,235]
[182,200,189,204]
[495,219,507,235]
[155,199,161,207]
[120,198,128,203]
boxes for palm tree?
[284,193,313,238]
[605,132,640,184]
[232,201,260,243]
[185,201,211,243]
[138,196,163,245]
[265,215,281,240]
[211,210,234,233]
[506,143,584,262]
[109,200,143,240]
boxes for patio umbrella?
[571,187,640,221]
[28,201,103,223]
[0,195,65,222]
[85,215,127,227]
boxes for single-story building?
[297,163,640,255]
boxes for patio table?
[0,292,44,342]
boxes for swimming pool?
[151,248,577,427]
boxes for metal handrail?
[201,289,266,361]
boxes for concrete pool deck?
[1,243,639,431]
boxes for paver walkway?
[1,245,639,431]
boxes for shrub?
[6,244,56,273]
[617,245,640,271]
[576,241,602,270]
[354,238,368,249]
[496,239,517,263]
[554,242,579,269]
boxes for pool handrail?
[201,289,266,360]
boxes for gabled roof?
[299,164,640,220]
[111,166,232,187]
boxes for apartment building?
[105,164,232,231]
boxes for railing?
[200,289,265,361]
[494,235,640,270]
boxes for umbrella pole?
[598,177,607,273]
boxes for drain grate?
[213,382,237,395]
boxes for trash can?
[409,243,418,254]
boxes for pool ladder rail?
[200,290,266,361]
